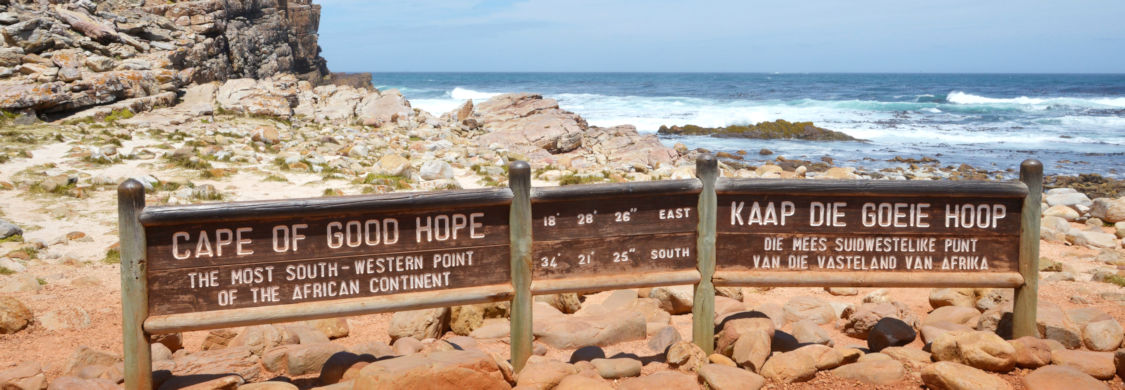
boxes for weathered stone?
[1009,336,1053,368]
[1116,349,1125,381]
[285,342,346,376]
[647,325,681,353]
[831,360,906,386]
[63,346,121,376]
[172,347,260,383]
[649,285,694,314]
[730,329,771,372]
[388,308,448,342]
[357,89,411,127]
[202,328,238,350]
[229,325,289,356]
[824,287,858,296]
[0,296,33,334]
[0,361,46,390]
[783,296,836,325]
[881,346,932,368]
[589,358,641,379]
[843,301,918,339]
[353,349,509,389]
[554,374,611,390]
[790,320,833,346]
[922,361,1013,390]
[925,305,982,328]
[698,363,766,390]
[532,305,645,349]
[1046,191,1092,210]
[374,154,411,177]
[419,160,454,181]
[617,371,698,390]
[1051,350,1115,380]
[534,293,581,314]
[759,351,817,383]
[47,376,118,390]
[392,337,423,355]
[1091,197,1125,223]
[1038,302,1082,349]
[306,318,349,339]
[514,360,576,389]
[0,219,22,239]
[867,317,916,352]
[1023,365,1108,390]
[794,344,845,370]
[931,331,1016,372]
[666,340,708,373]
[1083,319,1124,352]
[1044,204,1081,221]
[450,302,509,336]
[922,321,976,344]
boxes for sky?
[317,0,1125,73]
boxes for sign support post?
[118,179,152,390]
[692,154,717,354]
[1013,159,1042,338]
[508,161,533,373]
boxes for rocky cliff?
[0,0,329,116]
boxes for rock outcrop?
[0,0,328,116]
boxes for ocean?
[370,73,1125,178]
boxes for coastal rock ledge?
[658,120,860,141]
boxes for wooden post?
[508,161,533,373]
[693,154,718,354]
[118,179,152,390]
[1013,159,1042,338]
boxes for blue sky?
[317,0,1125,73]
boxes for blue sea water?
[371,73,1125,177]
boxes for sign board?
[530,181,700,283]
[139,189,512,316]
[116,156,1042,388]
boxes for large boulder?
[730,330,771,372]
[216,78,295,117]
[931,331,1016,372]
[921,361,1013,390]
[1046,190,1092,211]
[476,93,587,155]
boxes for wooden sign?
[530,181,701,283]
[139,189,512,316]
[715,180,1026,275]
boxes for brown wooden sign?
[715,181,1026,274]
[531,180,700,281]
[139,189,512,316]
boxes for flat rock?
[1023,365,1108,390]
[698,363,766,390]
[648,285,694,314]
[881,346,932,367]
[831,359,905,386]
[532,308,645,349]
[922,361,1013,390]
[0,361,46,390]
[793,344,844,370]
[929,288,977,309]
[354,349,509,389]
[1051,349,1115,380]
[925,305,982,328]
